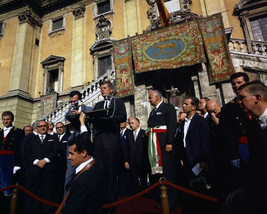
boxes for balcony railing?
[229,38,267,59]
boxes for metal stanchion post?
[9,188,18,214]
[160,177,170,214]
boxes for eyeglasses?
[37,125,47,128]
[56,126,64,129]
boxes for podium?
[66,109,117,131]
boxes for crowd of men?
[0,75,267,214]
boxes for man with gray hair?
[147,89,177,209]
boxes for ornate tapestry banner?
[113,38,135,98]
[197,14,235,84]
[131,20,206,73]
[40,93,57,118]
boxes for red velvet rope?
[0,180,218,209]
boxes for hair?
[37,120,47,126]
[200,97,210,103]
[239,80,267,101]
[150,89,162,99]
[230,72,249,83]
[2,111,14,121]
[100,79,114,90]
[69,90,82,100]
[128,116,140,124]
[68,134,94,156]
[185,96,199,107]
[23,125,32,131]
[32,120,38,129]
[56,122,64,127]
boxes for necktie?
[40,135,44,144]
[134,131,137,141]
[120,130,123,138]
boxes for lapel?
[149,102,164,119]
[186,114,197,136]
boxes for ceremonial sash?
[146,125,167,175]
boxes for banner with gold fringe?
[113,38,135,98]
[131,20,206,73]
[197,13,235,84]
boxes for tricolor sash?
[146,125,167,175]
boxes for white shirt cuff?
[13,166,21,174]
[33,159,39,165]
[44,158,50,163]
[80,125,88,133]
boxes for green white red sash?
[146,125,167,175]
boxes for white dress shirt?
[183,114,195,147]
[4,126,13,138]
[76,157,94,174]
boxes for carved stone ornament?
[18,10,42,27]
[145,0,197,31]
[95,15,112,41]
[72,4,86,19]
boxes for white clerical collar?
[76,157,94,174]
[259,108,267,127]
[155,101,163,109]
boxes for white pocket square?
[156,112,162,115]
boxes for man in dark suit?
[61,132,104,214]
[124,117,149,194]
[118,121,131,196]
[234,80,267,214]
[199,97,210,119]
[217,72,251,211]
[24,120,58,214]
[93,80,126,211]
[0,111,24,213]
[53,122,70,203]
[176,96,210,214]
[147,89,177,209]
[64,90,93,196]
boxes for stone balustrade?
[229,38,267,58]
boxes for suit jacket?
[0,127,24,165]
[176,113,210,168]
[57,132,70,161]
[62,162,104,214]
[24,133,59,173]
[218,99,251,163]
[93,97,127,133]
[147,102,177,147]
[124,129,148,165]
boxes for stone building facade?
[0,0,266,129]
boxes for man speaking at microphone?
[93,80,126,213]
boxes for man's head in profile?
[67,135,94,167]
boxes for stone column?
[8,10,41,98]
[71,5,86,90]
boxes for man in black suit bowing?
[93,80,127,211]
[24,120,58,214]
[147,89,177,209]
[124,117,149,194]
